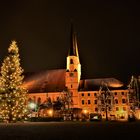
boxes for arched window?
[70,59,73,64]
[37,97,41,105]
[28,98,32,103]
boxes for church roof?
[68,24,79,57]
[79,78,126,91]
[23,69,127,93]
[23,69,66,93]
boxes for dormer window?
[70,59,73,64]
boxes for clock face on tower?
[69,72,74,77]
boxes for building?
[23,27,139,121]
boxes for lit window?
[82,100,84,105]
[88,93,90,96]
[88,100,91,104]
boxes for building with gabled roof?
[23,26,138,121]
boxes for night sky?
[0,0,140,83]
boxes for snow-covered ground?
[0,121,140,140]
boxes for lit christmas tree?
[0,41,28,123]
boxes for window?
[88,100,91,104]
[37,97,41,105]
[70,59,73,64]
[94,100,97,104]
[123,107,126,111]
[94,93,97,97]
[95,108,98,112]
[114,92,117,96]
[122,92,125,95]
[101,100,104,104]
[88,93,90,96]
[122,99,126,104]
[108,99,111,104]
[71,85,73,88]
[108,107,111,111]
[82,100,84,105]
[115,99,118,104]
[81,93,84,96]
[69,73,74,77]
[129,99,132,103]
[116,107,119,111]
[28,98,32,103]
[102,108,104,111]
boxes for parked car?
[90,113,102,121]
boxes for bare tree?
[97,82,114,121]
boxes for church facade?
[23,29,139,121]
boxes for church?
[23,27,139,121]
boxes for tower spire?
[68,23,79,57]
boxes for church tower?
[65,25,81,108]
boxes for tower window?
[70,59,73,64]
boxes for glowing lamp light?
[28,102,37,110]
[83,109,88,114]
[48,109,53,116]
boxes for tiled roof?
[23,70,127,93]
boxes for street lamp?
[28,102,37,111]
[28,102,38,117]
[48,109,53,117]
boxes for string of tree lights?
[0,41,28,123]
